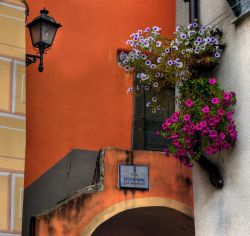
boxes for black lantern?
[26,8,61,72]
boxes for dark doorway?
[92,206,195,236]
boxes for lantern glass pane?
[29,22,41,47]
[41,22,58,47]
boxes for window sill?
[231,7,250,24]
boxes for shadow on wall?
[22,149,99,236]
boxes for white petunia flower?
[153,82,159,87]
[127,87,133,93]
[152,97,157,102]
[157,57,162,63]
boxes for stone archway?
[81,197,194,236]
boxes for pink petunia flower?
[202,106,210,113]
[188,129,195,135]
[189,124,195,130]
[185,136,191,143]
[205,146,217,155]
[200,121,207,128]
[195,124,203,130]
[222,142,231,150]
[162,123,168,129]
[220,132,226,140]
[187,143,192,148]
[172,132,179,139]
[214,115,221,123]
[208,77,217,85]
[165,118,172,126]
[229,130,237,141]
[209,130,218,138]
[218,108,224,116]
[223,92,232,101]
[211,97,220,105]
[171,115,178,123]
[227,112,233,121]
[183,114,191,122]
[173,140,181,147]
[185,99,193,107]
[202,128,209,135]
[182,127,188,132]
[208,118,216,126]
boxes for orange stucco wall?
[25,0,176,187]
[35,148,193,236]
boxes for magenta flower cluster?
[160,77,237,167]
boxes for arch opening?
[92,206,195,236]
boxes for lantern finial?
[40,8,49,15]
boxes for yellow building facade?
[0,0,25,235]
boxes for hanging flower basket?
[118,23,223,113]
[158,77,237,189]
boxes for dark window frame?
[132,75,176,151]
[226,0,250,16]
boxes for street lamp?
[26,8,61,72]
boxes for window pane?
[133,87,175,151]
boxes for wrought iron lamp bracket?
[26,54,40,66]
[26,52,44,72]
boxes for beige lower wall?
[0,157,24,172]
[0,1,25,59]
[0,172,24,233]
[0,173,10,231]
[0,59,11,112]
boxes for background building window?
[227,0,249,16]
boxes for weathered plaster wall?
[177,0,250,235]
[25,0,176,188]
[35,148,193,236]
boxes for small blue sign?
[118,164,149,190]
